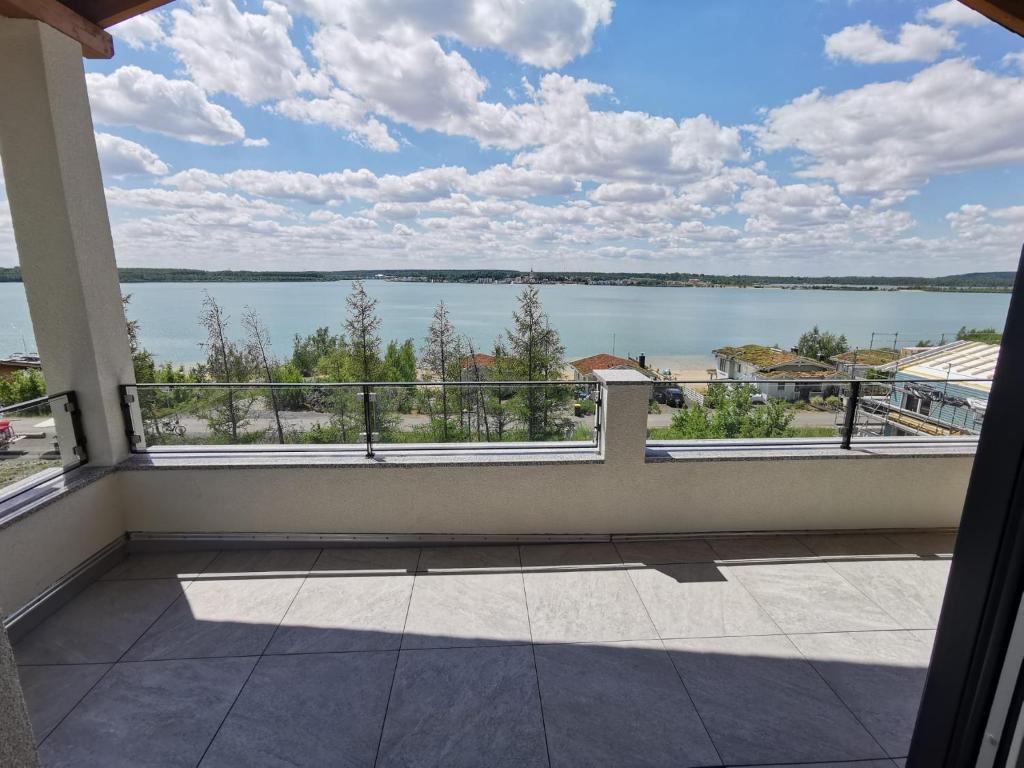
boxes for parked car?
[749,392,768,405]
[0,419,16,450]
[653,387,684,407]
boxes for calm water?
[0,281,1010,370]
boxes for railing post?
[593,369,652,465]
[841,380,861,450]
[118,385,146,451]
[361,385,375,458]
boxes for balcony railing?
[0,391,87,500]
[118,375,988,459]
[120,381,601,457]
[647,377,990,450]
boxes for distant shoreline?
[0,267,1013,293]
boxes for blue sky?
[3,0,1023,275]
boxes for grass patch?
[0,457,61,489]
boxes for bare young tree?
[199,292,254,442]
[242,307,285,444]
[344,280,382,381]
[464,336,491,441]
[421,301,464,440]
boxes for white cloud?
[95,132,169,176]
[87,66,248,145]
[922,1,988,27]
[286,0,612,68]
[1004,51,1024,72]
[756,59,1024,194]
[589,183,669,203]
[825,21,958,64]
[110,12,167,49]
[274,90,399,151]
[243,137,270,147]
[167,0,327,105]
[310,26,488,134]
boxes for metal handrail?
[128,380,589,389]
[0,390,75,416]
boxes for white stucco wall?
[0,474,123,617]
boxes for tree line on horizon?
[0,265,1015,290]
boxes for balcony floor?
[13,531,954,767]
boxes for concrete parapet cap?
[593,369,652,384]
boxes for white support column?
[0,615,40,767]
[0,20,135,466]
[593,369,652,466]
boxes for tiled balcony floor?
[13,531,954,767]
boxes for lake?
[0,281,1011,371]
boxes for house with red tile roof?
[569,353,653,381]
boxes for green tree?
[0,369,46,406]
[199,292,255,441]
[796,326,849,360]
[242,307,285,443]
[665,384,793,439]
[344,280,382,380]
[122,294,157,383]
[383,339,417,381]
[421,301,464,440]
[504,286,572,440]
[956,326,1002,344]
[292,327,344,376]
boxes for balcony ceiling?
[0,0,173,58]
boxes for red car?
[0,419,15,449]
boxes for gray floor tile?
[123,577,303,660]
[520,542,622,569]
[797,534,906,558]
[376,645,547,768]
[38,657,256,768]
[200,651,396,767]
[665,634,886,765]
[17,663,111,743]
[790,630,933,757]
[14,580,188,664]
[418,545,520,572]
[828,559,950,629]
[203,548,319,575]
[314,547,420,573]
[535,639,720,768]
[614,538,716,565]
[402,571,531,649]
[744,761,897,767]
[523,568,657,644]
[729,561,901,633]
[707,535,816,561]
[267,573,414,654]
[627,562,781,639]
[101,551,219,581]
[884,531,956,557]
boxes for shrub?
[825,395,842,410]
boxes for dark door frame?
[909,243,1024,766]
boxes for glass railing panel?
[131,383,366,448]
[1,391,84,497]
[647,377,989,449]
[371,380,599,446]
[647,379,845,443]
[126,381,599,450]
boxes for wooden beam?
[959,0,1024,37]
[61,0,176,28]
[0,0,114,58]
